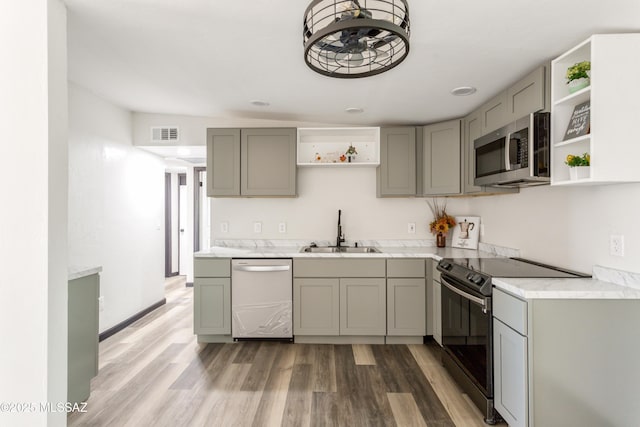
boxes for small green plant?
[566,61,591,83]
[345,145,357,155]
[565,153,590,167]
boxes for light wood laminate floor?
[69,276,503,427]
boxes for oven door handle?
[441,276,490,313]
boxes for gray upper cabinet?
[421,119,461,195]
[241,128,297,197]
[377,127,417,197]
[506,66,545,121]
[206,127,296,197]
[207,128,241,197]
[462,110,483,194]
[480,91,508,133]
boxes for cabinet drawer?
[293,259,386,278]
[387,259,425,278]
[493,288,528,335]
[194,258,231,277]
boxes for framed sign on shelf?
[563,101,591,141]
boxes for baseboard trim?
[99,298,167,342]
[186,282,194,288]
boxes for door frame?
[193,166,206,252]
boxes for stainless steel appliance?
[474,112,551,188]
[231,259,293,340]
[436,257,589,424]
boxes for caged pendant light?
[303,0,410,78]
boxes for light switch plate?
[220,222,229,233]
[408,223,416,234]
[254,222,262,233]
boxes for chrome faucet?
[336,209,345,248]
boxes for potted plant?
[427,198,456,248]
[566,61,591,94]
[565,152,590,180]
[345,144,358,162]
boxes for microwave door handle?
[505,132,512,171]
[529,115,535,176]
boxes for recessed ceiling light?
[345,107,364,114]
[451,86,477,96]
[249,100,270,107]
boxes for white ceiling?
[66,0,640,127]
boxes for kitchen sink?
[300,246,380,253]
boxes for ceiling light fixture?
[450,86,477,96]
[345,107,364,113]
[303,0,410,78]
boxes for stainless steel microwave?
[474,112,551,188]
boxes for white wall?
[0,1,68,426]
[68,83,166,333]
[212,167,467,242]
[468,183,640,274]
[132,112,345,147]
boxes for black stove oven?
[436,257,589,425]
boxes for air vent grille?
[151,126,179,142]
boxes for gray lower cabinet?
[206,127,296,197]
[431,260,442,345]
[293,258,386,337]
[387,279,425,336]
[421,119,461,195]
[68,273,99,403]
[387,259,426,336]
[493,287,640,426]
[194,258,231,339]
[494,317,528,427]
[194,278,231,335]
[293,278,340,335]
[377,127,417,197]
[340,278,386,335]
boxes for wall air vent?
[151,126,179,142]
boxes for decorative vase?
[569,166,590,180]
[568,77,590,94]
[436,232,446,248]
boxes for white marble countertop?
[194,240,640,300]
[493,277,640,300]
[68,266,102,281]
[194,245,500,260]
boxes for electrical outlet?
[98,296,105,312]
[278,222,287,233]
[253,222,262,233]
[220,222,229,233]
[610,235,624,257]
[408,223,416,234]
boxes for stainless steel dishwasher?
[231,259,293,340]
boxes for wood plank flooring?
[68,276,503,427]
